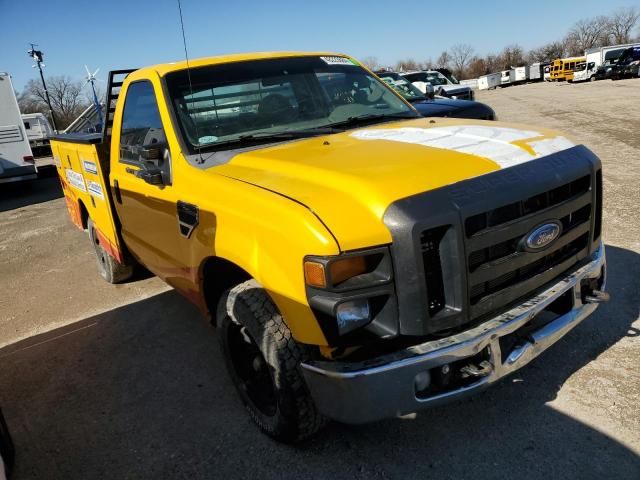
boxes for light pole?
[27,44,58,132]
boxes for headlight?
[304,247,394,339]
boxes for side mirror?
[136,164,164,185]
[126,163,164,186]
[425,83,435,100]
[140,143,164,161]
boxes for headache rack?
[102,69,138,144]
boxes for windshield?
[164,56,416,152]
[377,73,426,101]
[402,72,449,86]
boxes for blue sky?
[1,0,637,93]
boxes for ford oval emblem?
[521,221,562,252]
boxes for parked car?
[0,408,14,479]
[376,71,495,120]
[400,70,475,100]
[51,51,607,442]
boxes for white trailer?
[513,66,529,84]
[22,112,53,156]
[529,63,543,81]
[478,72,501,90]
[0,72,37,184]
[500,69,514,85]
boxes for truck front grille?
[385,145,602,337]
[463,174,593,319]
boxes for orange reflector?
[304,261,326,288]
[329,256,367,285]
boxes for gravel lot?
[0,78,638,479]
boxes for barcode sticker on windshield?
[320,56,357,66]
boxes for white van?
[22,112,53,157]
[0,72,37,184]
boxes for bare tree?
[499,45,526,69]
[466,56,488,78]
[361,56,380,71]
[565,16,610,55]
[395,58,419,72]
[528,41,566,63]
[435,51,451,69]
[21,76,88,128]
[449,44,475,78]
[607,7,640,44]
[420,58,435,70]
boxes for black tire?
[217,280,325,442]
[87,218,133,284]
[0,407,14,478]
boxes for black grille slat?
[465,175,591,237]
[470,234,589,317]
[464,173,593,317]
[467,190,591,251]
[469,222,590,285]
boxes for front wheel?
[218,280,325,442]
[87,218,133,284]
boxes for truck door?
[111,80,184,279]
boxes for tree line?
[17,76,101,130]
[362,6,639,80]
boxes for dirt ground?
[0,79,638,479]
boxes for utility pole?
[27,43,58,132]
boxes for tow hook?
[460,360,493,378]
[584,289,610,304]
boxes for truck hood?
[210,118,577,251]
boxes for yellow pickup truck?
[50,52,608,442]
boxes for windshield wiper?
[237,127,342,142]
[328,112,419,130]
[198,127,342,152]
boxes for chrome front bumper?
[301,243,607,424]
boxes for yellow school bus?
[550,56,586,81]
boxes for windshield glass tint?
[378,74,425,100]
[165,56,415,152]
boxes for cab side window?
[119,81,167,165]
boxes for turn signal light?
[304,261,326,288]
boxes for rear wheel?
[218,280,325,442]
[87,218,132,284]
